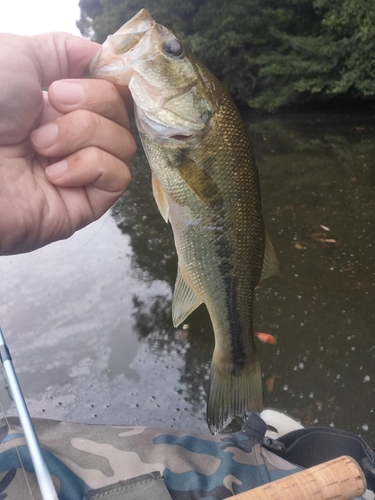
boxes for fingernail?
[31,123,58,149]
[46,160,68,179]
[52,81,84,105]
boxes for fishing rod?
[0,326,58,500]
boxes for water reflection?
[112,147,177,287]
[0,112,373,444]
[250,112,375,441]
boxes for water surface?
[0,111,374,444]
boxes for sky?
[0,0,82,37]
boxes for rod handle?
[230,455,366,500]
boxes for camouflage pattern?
[0,413,366,499]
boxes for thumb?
[0,33,100,145]
[31,32,100,86]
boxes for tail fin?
[207,354,263,434]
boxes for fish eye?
[162,39,184,58]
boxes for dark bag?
[263,426,375,493]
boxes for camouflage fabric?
[0,413,365,499]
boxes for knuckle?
[106,81,122,108]
[66,145,131,192]
[68,146,105,172]
[85,145,106,167]
[122,131,137,161]
[69,109,99,138]
[86,146,131,191]
[88,79,117,104]
[87,80,129,125]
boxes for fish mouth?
[85,9,156,82]
[107,10,155,56]
[169,134,193,141]
[115,8,155,35]
[84,48,102,78]
[135,106,198,141]
[85,45,129,82]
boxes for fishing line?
[63,212,111,257]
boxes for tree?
[251,0,375,108]
[78,0,375,109]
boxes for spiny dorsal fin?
[152,172,169,222]
[260,231,281,282]
[172,267,202,327]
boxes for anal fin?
[260,231,281,282]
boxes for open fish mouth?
[135,107,205,141]
[170,134,193,141]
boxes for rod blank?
[0,327,58,500]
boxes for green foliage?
[78,0,375,109]
[250,0,375,108]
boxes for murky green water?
[0,111,374,445]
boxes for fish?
[87,9,280,434]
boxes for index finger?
[48,78,132,131]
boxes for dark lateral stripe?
[218,262,247,371]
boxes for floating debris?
[255,332,277,345]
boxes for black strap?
[263,427,375,493]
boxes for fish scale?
[87,8,280,433]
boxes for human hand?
[0,32,136,255]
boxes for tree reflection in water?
[112,142,215,418]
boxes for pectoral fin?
[260,231,281,282]
[152,173,169,222]
[174,154,220,203]
[172,268,202,327]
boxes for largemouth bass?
[87,9,280,434]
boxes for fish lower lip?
[84,48,102,78]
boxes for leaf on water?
[256,332,277,345]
